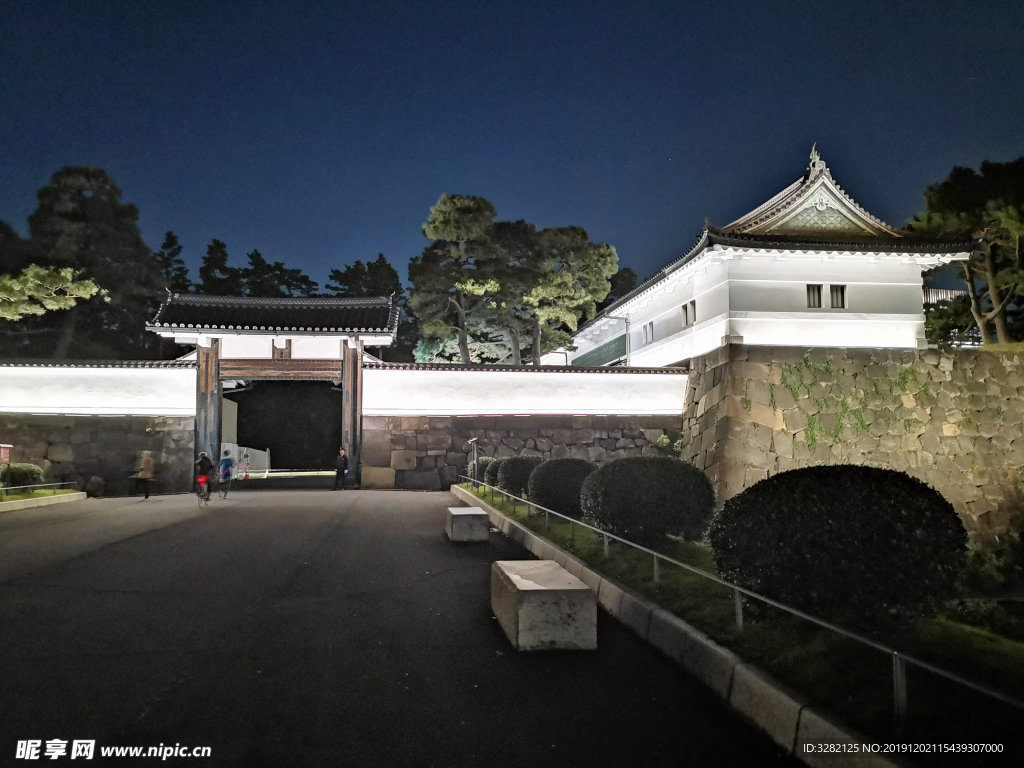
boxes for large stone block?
[491,560,597,651]
[362,429,393,467]
[446,507,490,542]
[395,469,441,490]
[391,450,417,471]
[46,443,74,462]
[361,467,396,489]
[417,432,451,451]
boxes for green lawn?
[463,484,1024,761]
[0,487,77,504]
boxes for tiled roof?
[703,228,975,254]
[0,359,197,369]
[724,155,905,237]
[148,294,398,336]
[363,362,686,374]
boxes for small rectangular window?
[831,285,846,308]
[807,285,822,309]
[642,321,654,345]
[689,300,696,324]
[681,304,688,327]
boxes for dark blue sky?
[1,0,1021,289]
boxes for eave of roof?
[0,359,197,369]
[363,362,687,374]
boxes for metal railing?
[0,481,78,501]
[460,475,1024,721]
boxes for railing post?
[653,555,660,584]
[893,652,907,720]
[570,519,575,545]
[545,510,549,530]
[734,589,744,632]
[603,534,609,558]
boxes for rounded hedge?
[708,465,967,625]
[0,463,44,488]
[580,457,715,546]
[527,458,596,519]
[497,455,545,497]
[484,457,507,487]
[467,456,494,483]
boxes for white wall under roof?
[0,366,198,416]
[362,368,687,415]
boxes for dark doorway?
[227,381,343,470]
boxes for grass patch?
[463,484,1024,761]
[0,488,77,504]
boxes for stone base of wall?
[0,414,195,496]
[681,344,1024,545]
[362,414,683,491]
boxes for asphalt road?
[0,491,794,767]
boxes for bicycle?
[196,474,211,507]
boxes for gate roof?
[148,293,397,337]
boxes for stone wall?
[681,344,1024,544]
[361,414,683,491]
[0,414,195,496]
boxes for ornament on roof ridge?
[809,142,821,166]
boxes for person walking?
[218,449,235,499]
[334,447,349,490]
[136,451,155,499]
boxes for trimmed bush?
[527,458,596,519]
[484,457,508,487]
[497,456,545,497]
[709,465,967,625]
[0,463,44,488]
[580,457,715,546]
[44,462,83,490]
[467,456,494,484]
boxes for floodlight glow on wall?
[362,368,687,416]
[0,367,198,416]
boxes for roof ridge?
[167,293,391,306]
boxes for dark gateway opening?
[227,381,343,470]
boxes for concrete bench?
[445,507,490,542]
[491,560,597,651]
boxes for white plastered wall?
[362,368,686,415]
[562,248,930,365]
[219,336,273,358]
[0,367,197,416]
[291,337,344,359]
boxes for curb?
[451,484,901,768]
[0,492,87,513]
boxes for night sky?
[1,0,1021,289]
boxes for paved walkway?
[0,491,793,767]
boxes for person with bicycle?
[195,451,214,505]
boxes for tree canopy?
[408,194,619,364]
[908,157,1024,345]
[325,253,418,362]
[196,240,318,298]
[0,265,106,322]
[2,166,164,358]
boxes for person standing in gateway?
[334,447,349,490]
